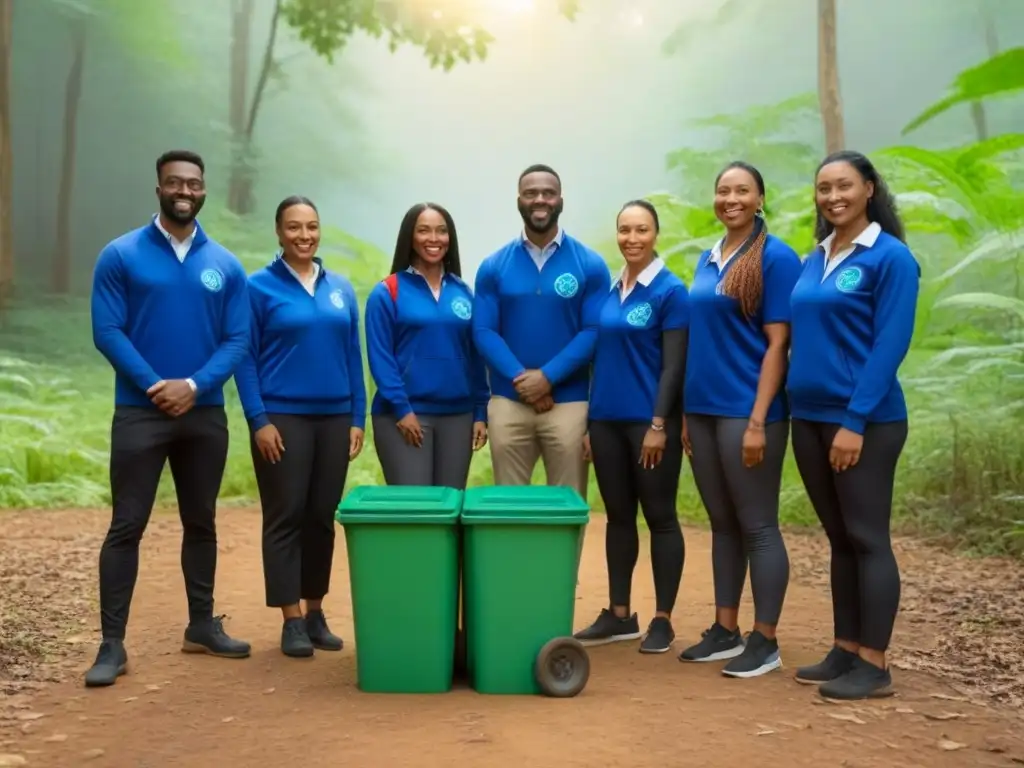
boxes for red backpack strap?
[383,273,399,303]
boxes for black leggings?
[686,415,790,626]
[589,419,684,615]
[791,419,907,651]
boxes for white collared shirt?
[522,227,564,271]
[819,221,882,281]
[153,215,196,263]
[279,254,320,296]
[614,257,665,303]
[406,265,446,301]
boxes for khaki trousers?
[486,396,590,501]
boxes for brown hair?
[720,215,766,319]
[715,161,767,320]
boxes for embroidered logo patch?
[200,268,224,293]
[626,302,653,327]
[835,266,863,292]
[451,297,472,320]
[329,289,345,309]
[553,272,579,298]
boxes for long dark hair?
[715,161,767,319]
[389,202,462,277]
[814,150,905,244]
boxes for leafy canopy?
[281,0,580,69]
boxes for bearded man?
[85,150,252,687]
[471,164,611,499]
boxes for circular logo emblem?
[450,297,472,320]
[329,289,345,309]
[835,266,863,292]
[200,268,224,293]
[626,302,653,327]
[553,272,579,298]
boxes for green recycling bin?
[336,485,462,694]
[461,485,591,697]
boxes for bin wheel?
[534,636,590,698]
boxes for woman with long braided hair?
[677,161,802,677]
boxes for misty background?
[2,0,1023,558]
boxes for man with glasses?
[85,150,252,687]
[472,164,611,499]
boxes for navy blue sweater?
[787,229,920,433]
[471,234,611,403]
[90,220,250,408]
[233,257,367,431]
[365,269,489,422]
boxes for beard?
[159,193,206,225]
[518,198,563,235]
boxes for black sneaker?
[573,608,642,646]
[794,645,858,685]
[639,616,675,654]
[819,656,893,700]
[181,615,251,658]
[678,622,745,662]
[84,639,128,688]
[281,617,314,658]
[721,630,782,678]
[305,610,343,651]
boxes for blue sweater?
[472,234,611,403]
[233,257,367,431]
[787,230,920,433]
[364,270,489,422]
[685,234,803,423]
[90,220,250,408]
[590,262,689,422]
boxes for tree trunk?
[0,0,14,312]
[225,0,282,217]
[970,3,1000,142]
[816,0,845,154]
[51,20,87,295]
[227,0,254,215]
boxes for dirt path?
[2,508,1023,767]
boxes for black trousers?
[589,419,685,614]
[252,413,351,608]
[99,406,229,640]
[791,418,908,652]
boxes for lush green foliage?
[2,40,1023,559]
[620,53,1024,556]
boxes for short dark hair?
[617,199,660,232]
[275,195,318,226]
[389,202,463,278]
[518,163,560,186]
[156,150,205,179]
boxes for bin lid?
[461,485,589,525]
[336,485,462,525]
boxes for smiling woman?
[233,195,367,659]
[787,150,920,701]
[365,202,490,489]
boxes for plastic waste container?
[461,485,591,697]
[336,485,462,694]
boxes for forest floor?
[1,508,1023,767]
